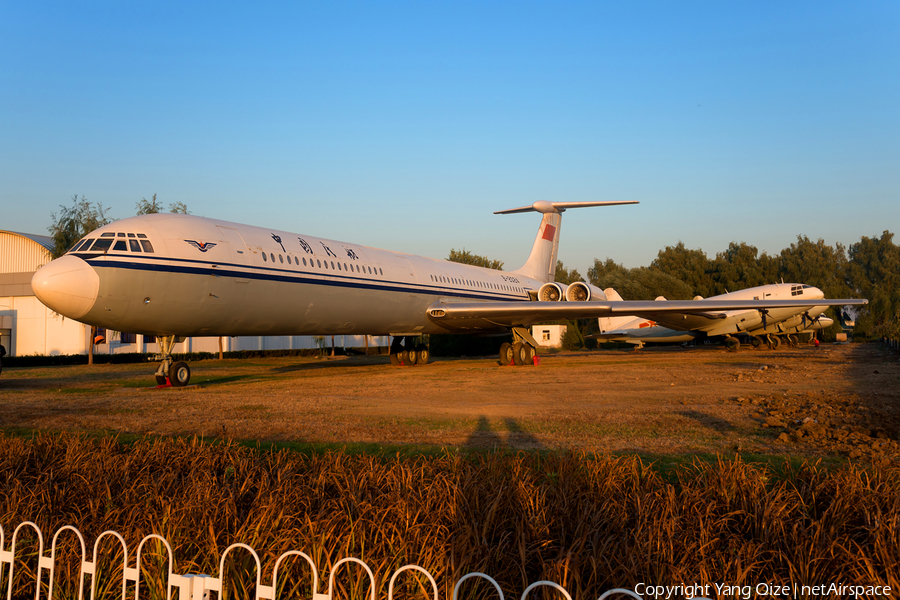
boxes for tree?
[447,248,503,270]
[135,194,190,215]
[135,194,164,215]
[708,242,776,295]
[554,260,583,285]
[848,231,900,339]
[778,236,850,295]
[587,258,694,300]
[169,201,190,214]
[48,195,112,258]
[48,195,113,366]
[560,320,585,350]
[651,242,714,297]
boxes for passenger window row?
[70,232,154,254]
[261,251,384,277]
[429,274,520,293]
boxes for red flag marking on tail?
[542,224,556,241]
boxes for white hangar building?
[0,230,385,357]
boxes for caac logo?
[184,240,218,252]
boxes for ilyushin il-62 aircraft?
[594,284,839,351]
[32,201,867,386]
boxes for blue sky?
[2,1,898,272]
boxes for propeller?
[761,309,769,331]
[802,311,820,329]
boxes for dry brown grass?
[0,434,898,599]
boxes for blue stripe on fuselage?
[73,252,528,302]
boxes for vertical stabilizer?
[513,211,562,283]
[494,200,638,285]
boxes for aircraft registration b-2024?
[32,201,866,386]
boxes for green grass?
[56,387,103,394]
[0,426,862,474]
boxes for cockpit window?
[71,232,154,253]
[90,238,114,252]
[70,239,92,252]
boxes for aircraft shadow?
[464,416,545,451]
[270,356,388,374]
[828,345,900,439]
[675,409,735,433]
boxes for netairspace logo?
[633,582,892,599]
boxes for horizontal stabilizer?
[504,202,638,285]
[495,200,638,215]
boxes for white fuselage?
[33,214,538,337]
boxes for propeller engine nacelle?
[565,281,608,302]
[539,282,568,302]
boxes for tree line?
[451,234,900,341]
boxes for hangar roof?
[0,230,54,274]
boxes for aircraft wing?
[426,298,867,331]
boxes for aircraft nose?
[32,255,100,320]
[809,286,825,299]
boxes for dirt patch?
[1,343,898,461]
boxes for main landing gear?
[499,327,539,366]
[729,334,793,352]
[499,341,536,365]
[390,336,429,366]
[153,335,191,387]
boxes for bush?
[560,321,585,350]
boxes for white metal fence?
[0,522,673,600]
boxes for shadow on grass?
[464,416,546,451]
[188,373,261,386]
[270,355,390,374]
[675,409,735,433]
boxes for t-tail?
[494,200,638,284]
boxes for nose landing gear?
[153,335,191,387]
